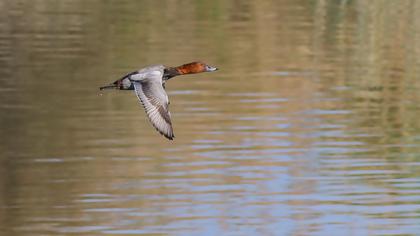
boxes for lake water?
[1,1,419,236]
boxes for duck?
[100,61,218,140]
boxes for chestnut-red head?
[175,61,218,75]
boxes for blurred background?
[0,0,419,235]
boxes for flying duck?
[100,62,218,140]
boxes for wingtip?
[151,124,174,141]
[157,129,174,140]
[165,134,175,140]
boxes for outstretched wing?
[133,80,174,140]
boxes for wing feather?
[133,80,174,140]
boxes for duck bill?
[206,65,218,72]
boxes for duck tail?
[99,84,117,90]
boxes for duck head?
[176,61,218,75]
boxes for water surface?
[1,1,419,236]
